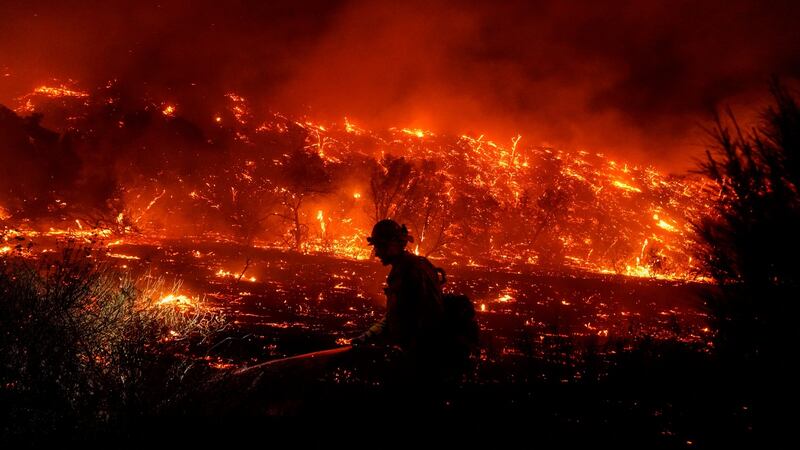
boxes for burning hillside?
[3,2,798,444]
[1,81,714,281]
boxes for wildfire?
[497,287,516,303]
[157,293,195,310]
[344,117,363,134]
[653,214,679,233]
[32,85,89,98]
[4,85,715,282]
[108,253,140,260]
[317,210,326,236]
[226,92,250,124]
[215,269,257,282]
[45,227,113,238]
[612,180,642,193]
[400,127,430,138]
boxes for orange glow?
[216,269,257,282]
[344,117,363,134]
[108,253,140,260]
[317,210,326,236]
[33,85,88,98]
[612,180,642,193]
[401,127,429,138]
[157,293,194,310]
[656,219,678,232]
[2,87,714,282]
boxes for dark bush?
[0,241,226,442]
[695,80,800,442]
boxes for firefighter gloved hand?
[351,318,386,347]
[350,329,376,347]
[350,333,368,346]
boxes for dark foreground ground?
[8,238,759,448]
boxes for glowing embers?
[14,80,90,114]
[215,268,257,283]
[653,213,679,233]
[107,253,140,260]
[45,227,113,238]
[303,231,372,260]
[32,85,89,98]
[161,104,176,117]
[612,180,642,193]
[203,355,237,370]
[317,210,326,236]
[157,293,196,310]
[344,117,363,135]
[225,92,251,125]
[399,128,430,138]
[584,321,610,337]
[496,287,517,303]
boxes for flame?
[2,87,714,282]
[215,269,257,282]
[497,293,513,302]
[317,210,326,236]
[612,180,642,193]
[344,117,363,134]
[226,93,250,124]
[400,128,429,138]
[653,214,679,233]
[33,85,88,98]
[497,287,516,303]
[157,293,194,310]
[108,253,140,260]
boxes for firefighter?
[351,219,447,363]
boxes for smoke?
[2,0,800,170]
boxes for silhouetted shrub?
[0,242,226,442]
[695,80,800,441]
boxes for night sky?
[2,0,799,170]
